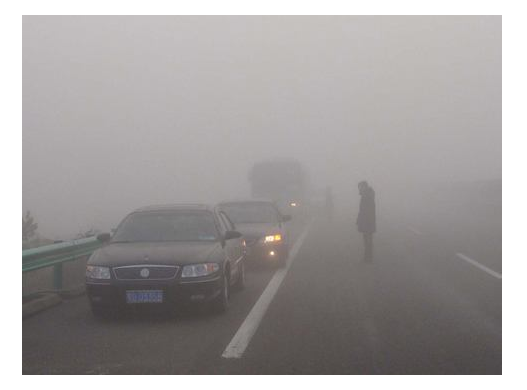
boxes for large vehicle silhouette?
[248,159,308,215]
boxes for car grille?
[113,265,179,280]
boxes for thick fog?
[22,16,501,239]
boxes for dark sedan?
[86,204,246,317]
[217,200,291,267]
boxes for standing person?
[357,181,376,262]
[325,186,334,222]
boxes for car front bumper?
[86,276,222,309]
[246,242,287,262]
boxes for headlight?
[290,202,297,207]
[86,265,111,280]
[263,234,282,243]
[181,263,220,278]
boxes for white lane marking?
[407,227,424,235]
[222,221,313,359]
[456,253,502,280]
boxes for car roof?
[133,204,213,213]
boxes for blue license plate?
[126,290,163,304]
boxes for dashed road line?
[221,221,313,359]
[456,253,502,280]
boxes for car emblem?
[140,268,150,278]
[144,255,149,261]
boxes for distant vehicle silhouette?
[248,159,308,216]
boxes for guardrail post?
[53,264,63,290]
[23,237,101,293]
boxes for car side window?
[216,212,229,233]
[213,213,226,235]
[219,211,234,230]
[218,213,227,231]
[221,212,236,231]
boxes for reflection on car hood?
[234,223,281,240]
[88,241,221,267]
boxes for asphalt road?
[23,205,501,374]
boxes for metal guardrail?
[22,237,102,290]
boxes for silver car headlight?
[86,265,111,280]
[181,263,220,278]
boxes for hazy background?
[23,16,501,239]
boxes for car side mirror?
[281,214,292,222]
[224,230,242,240]
[96,233,111,243]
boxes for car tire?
[211,270,229,314]
[233,260,246,291]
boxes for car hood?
[88,241,222,267]
[234,223,282,240]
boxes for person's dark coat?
[357,186,376,233]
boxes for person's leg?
[362,233,367,261]
[364,233,373,262]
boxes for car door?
[218,211,244,283]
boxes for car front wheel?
[233,260,246,291]
[211,270,229,314]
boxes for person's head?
[358,181,368,193]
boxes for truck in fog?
[248,159,309,215]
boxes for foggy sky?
[23,16,501,238]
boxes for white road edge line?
[221,221,314,359]
[456,253,502,280]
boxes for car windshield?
[220,203,278,224]
[112,211,218,242]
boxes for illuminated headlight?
[263,234,282,243]
[290,202,297,207]
[181,263,220,278]
[86,265,111,280]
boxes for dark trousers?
[362,233,373,261]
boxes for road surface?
[23,205,501,374]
